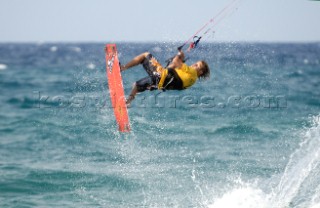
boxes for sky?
[0,0,320,43]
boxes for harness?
[148,68,183,91]
[161,68,184,91]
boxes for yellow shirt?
[158,64,198,89]
[175,63,198,88]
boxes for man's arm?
[167,50,185,69]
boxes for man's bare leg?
[126,84,139,106]
[121,52,150,71]
[122,52,150,105]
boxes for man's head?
[191,61,210,79]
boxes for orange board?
[105,44,130,132]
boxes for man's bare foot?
[126,95,135,107]
[120,65,126,71]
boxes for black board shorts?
[135,53,160,92]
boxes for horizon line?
[0,40,320,45]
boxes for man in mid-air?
[120,49,210,105]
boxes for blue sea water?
[0,42,320,208]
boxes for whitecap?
[0,64,8,70]
[210,186,269,208]
[271,115,320,207]
[86,63,95,70]
[50,46,58,52]
[70,46,81,52]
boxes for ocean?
[0,42,320,207]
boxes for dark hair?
[199,60,210,80]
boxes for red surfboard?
[105,44,130,132]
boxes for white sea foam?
[210,115,320,208]
[86,63,95,70]
[310,204,320,208]
[209,186,269,208]
[271,115,320,208]
[50,46,58,52]
[70,46,81,52]
[310,184,320,208]
[0,64,8,70]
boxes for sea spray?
[271,115,320,207]
[209,178,270,208]
[1,43,319,207]
[210,115,320,208]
